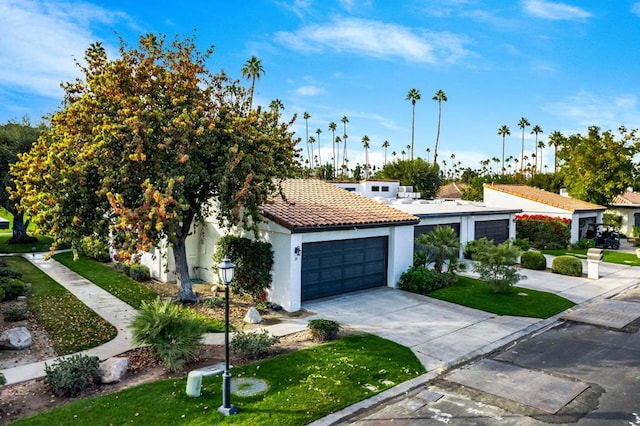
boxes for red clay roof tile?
[485,184,605,212]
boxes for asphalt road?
[343,319,640,425]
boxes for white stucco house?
[608,191,640,236]
[483,184,606,243]
[141,179,419,312]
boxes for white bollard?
[186,371,203,397]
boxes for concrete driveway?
[303,287,541,371]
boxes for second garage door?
[301,237,388,301]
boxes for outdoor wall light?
[294,246,301,256]
[217,256,237,416]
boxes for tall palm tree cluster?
[405,88,448,166]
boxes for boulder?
[99,357,129,384]
[243,306,262,324]
[0,326,32,350]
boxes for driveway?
[303,287,541,371]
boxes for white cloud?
[544,91,640,130]
[296,85,326,96]
[0,0,132,99]
[523,0,592,20]
[275,17,473,64]
[631,2,640,17]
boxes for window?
[372,186,380,192]
[381,186,389,192]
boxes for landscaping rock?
[0,327,32,350]
[99,357,129,384]
[244,306,262,324]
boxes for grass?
[0,234,55,253]
[53,252,159,309]
[11,334,425,425]
[429,276,575,318]
[3,256,117,355]
[53,252,225,332]
[543,248,640,266]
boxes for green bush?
[413,251,428,267]
[0,268,22,279]
[552,255,583,277]
[633,225,640,238]
[3,305,29,322]
[464,238,493,260]
[44,354,101,397]
[571,238,595,250]
[213,236,274,301]
[0,372,5,386]
[202,296,224,309]
[130,299,206,371]
[308,319,341,342]
[512,238,531,252]
[79,236,111,262]
[0,287,4,302]
[129,264,150,282]
[0,277,28,301]
[472,240,524,293]
[516,214,571,250]
[520,251,547,270]
[230,330,280,358]
[398,266,455,295]
[603,212,623,229]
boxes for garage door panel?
[475,219,509,244]
[302,237,388,301]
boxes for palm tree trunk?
[410,104,415,160]
[434,102,442,166]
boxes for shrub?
[202,296,224,309]
[464,238,493,260]
[44,354,101,397]
[633,225,640,238]
[552,255,583,277]
[129,264,150,282]
[3,305,29,322]
[0,269,22,279]
[415,226,460,273]
[512,238,531,252]
[603,212,623,229]
[0,373,5,386]
[308,319,341,342]
[230,330,280,358]
[213,236,274,301]
[130,299,206,371]
[516,214,571,250]
[520,251,547,270]
[472,240,524,293]
[0,278,28,301]
[413,251,428,267]
[571,238,595,250]
[398,266,455,295]
[79,236,111,262]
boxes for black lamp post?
[217,256,238,416]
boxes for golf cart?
[585,223,620,249]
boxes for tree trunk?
[173,214,197,303]
[8,211,37,244]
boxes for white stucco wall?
[608,207,640,236]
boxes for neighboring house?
[141,179,419,312]
[436,182,468,199]
[0,217,8,230]
[483,184,606,243]
[608,191,640,236]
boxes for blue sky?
[2,0,640,172]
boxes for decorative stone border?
[231,377,269,396]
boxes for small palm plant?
[130,298,206,371]
[416,225,460,273]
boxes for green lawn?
[429,276,575,318]
[3,256,117,355]
[0,234,54,253]
[12,334,425,426]
[543,248,640,266]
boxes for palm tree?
[517,117,530,173]
[401,150,406,161]
[308,136,316,168]
[416,226,460,273]
[426,147,431,163]
[392,150,397,162]
[240,56,264,110]
[432,89,447,166]
[498,125,511,175]
[530,125,543,174]
[406,88,421,160]
[382,140,390,165]
[334,135,342,177]
[362,135,371,179]
[537,140,545,173]
[548,130,564,173]
[269,99,284,116]
[303,112,311,168]
[341,115,349,170]
[328,122,337,177]
[315,128,323,167]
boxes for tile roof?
[261,179,419,232]
[485,184,606,212]
[611,191,640,206]
[436,182,468,198]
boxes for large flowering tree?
[11,34,298,302]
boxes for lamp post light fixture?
[217,256,238,416]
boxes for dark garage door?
[301,237,388,301]
[414,223,460,253]
[475,219,509,244]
